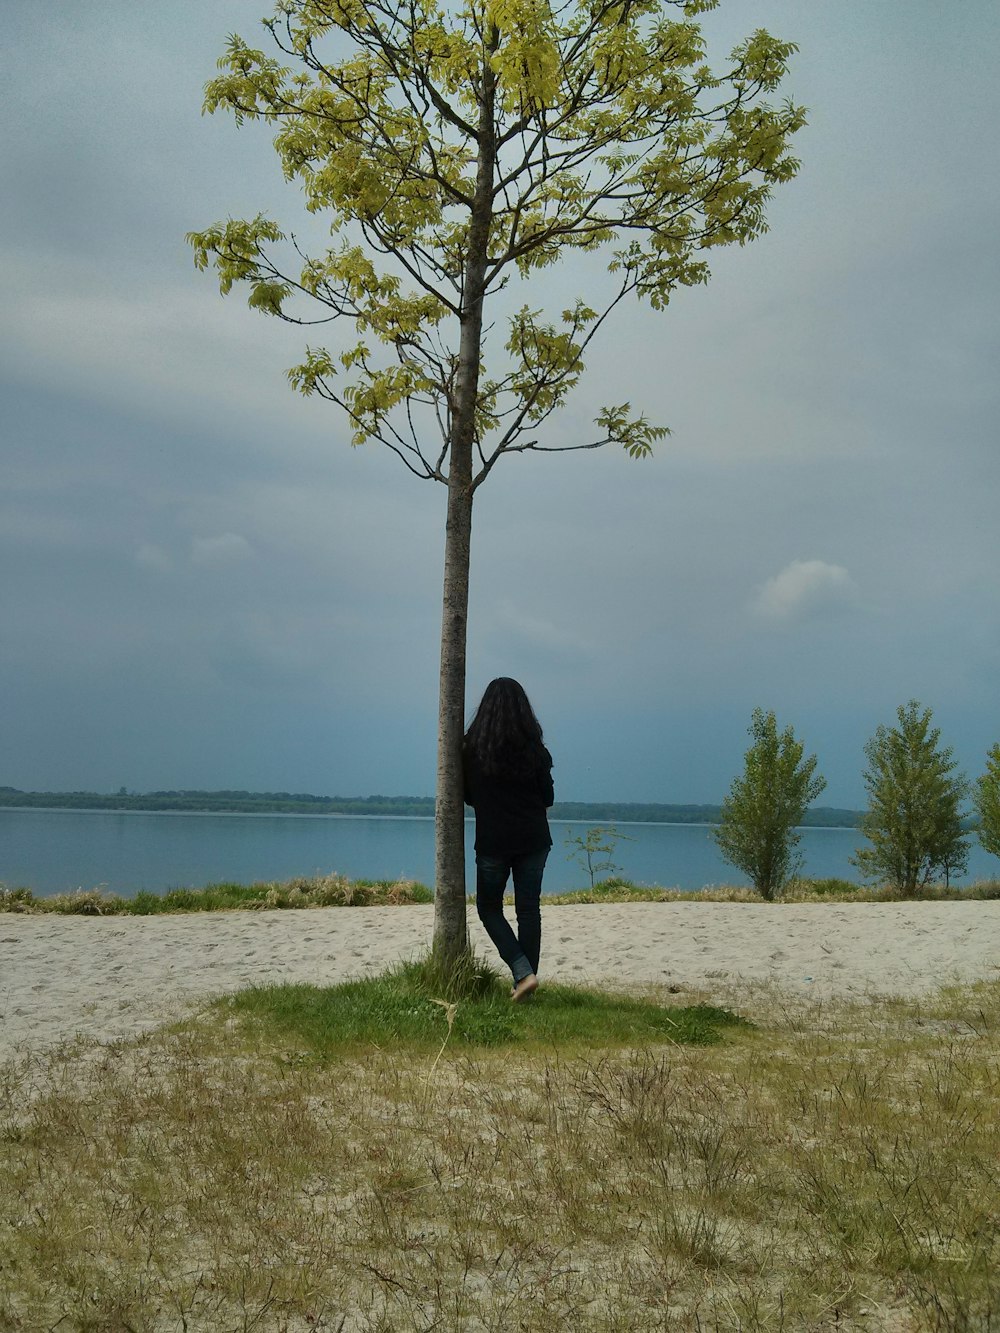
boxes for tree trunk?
[432,471,474,969]
[431,30,498,972]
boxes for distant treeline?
[0,786,866,827]
[0,788,438,817]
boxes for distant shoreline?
[0,806,861,833]
[0,786,866,828]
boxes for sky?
[1,1,998,808]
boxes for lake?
[2,808,997,897]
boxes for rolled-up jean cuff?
[510,954,534,984]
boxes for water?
[2,807,997,898]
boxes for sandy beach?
[2,901,999,1060]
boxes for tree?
[564,825,631,887]
[712,708,825,899]
[187,0,805,972]
[973,742,1000,861]
[852,700,969,895]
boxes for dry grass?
[1,973,998,1331]
[544,877,1000,906]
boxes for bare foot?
[511,973,538,1003]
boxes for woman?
[463,677,554,1001]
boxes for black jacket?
[463,745,554,856]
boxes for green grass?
[221,957,745,1056]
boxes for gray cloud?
[750,560,859,622]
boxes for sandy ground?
[2,901,999,1060]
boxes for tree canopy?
[188,0,805,481]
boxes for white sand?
[2,901,999,1060]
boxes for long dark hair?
[464,677,547,779]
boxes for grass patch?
[2,979,998,1329]
[221,957,744,1056]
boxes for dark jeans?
[475,847,549,984]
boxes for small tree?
[565,825,630,887]
[713,708,825,900]
[852,700,969,895]
[973,742,1000,861]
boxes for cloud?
[190,533,253,567]
[750,560,858,622]
[135,543,173,573]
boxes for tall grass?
[0,873,433,915]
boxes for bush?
[0,886,36,912]
[798,877,859,897]
[853,700,969,895]
[713,708,826,900]
[974,742,1000,861]
[45,888,127,915]
[242,875,432,910]
[966,880,1000,901]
